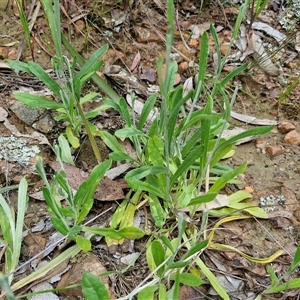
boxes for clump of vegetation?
[1,0,300,299]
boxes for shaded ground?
[1,0,300,299]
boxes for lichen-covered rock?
[0,136,40,165]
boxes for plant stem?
[76,103,102,163]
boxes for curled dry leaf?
[230,110,278,125]
[248,32,279,76]
[252,22,286,42]
[130,51,141,71]
[49,162,125,201]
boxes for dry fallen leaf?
[248,32,279,76]
[230,110,278,125]
[49,162,125,201]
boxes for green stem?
[77,103,102,163]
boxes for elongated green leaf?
[197,31,209,84]
[51,217,69,236]
[40,0,62,57]
[138,285,158,300]
[82,226,145,240]
[158,60,177,95]
[62,34,120,102]
[147,194,166,227]
[180,128,202,158]
[159,284,167,300]
[80,92,98,104]
[0,273,16,299]
[288,242,300,273]
[209,163,247,193]
[216,65,248,95]
[11,244,81,293]
[68,225,82,238]
[103,98,122,113]
[267,265,279,287]
[188,192,217,206]
[13,92,64,110]
[170,273,202,286]
[170,144,204,187]
[160,235,174,254]
[75,44,108,80]
[98,131,124,152]
[127,180,168,200]
[77,197,94,225]
[199,95,213,174]
[119,97,133,126]
[0,185,18,194]
[126,165,167,181]
[74,160,112,219]
[219,126,274,151]
[264,278,300,294]
[58,134,75,165]
[54,171,74,205]
[177,212,186,244]
[196,257,230,299]
[138,94,157,130]
[210,25,221,74]
[13,178,28,273]
[27,62,62,97]
[115,128,146,139]
[230,203,268,218]
[210,143,235,168]
[151,240,165,277]
[147,136,164,166]
[167,86,187,150]
[7,60,31,73]
[42,187,63,218]
[65,125,80,149]
[172,272,180,300]
[109,151,135,162]
[82,273,110,300]
[168,261,191,269]
[177,185,195,208]
[181,240,208,261]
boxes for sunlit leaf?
[76,236,91,252]
[82,272,110,300]
[170,272,202,286]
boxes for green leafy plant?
[99,0,276,298]
[9,0,121,162]
[138,216,206,300]
[102,30,272,228]
[0,178,28,298]
[7,48,108,162]
[256,242,300,297]
[35,138,144,252]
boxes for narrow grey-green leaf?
[13,92,63,110]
